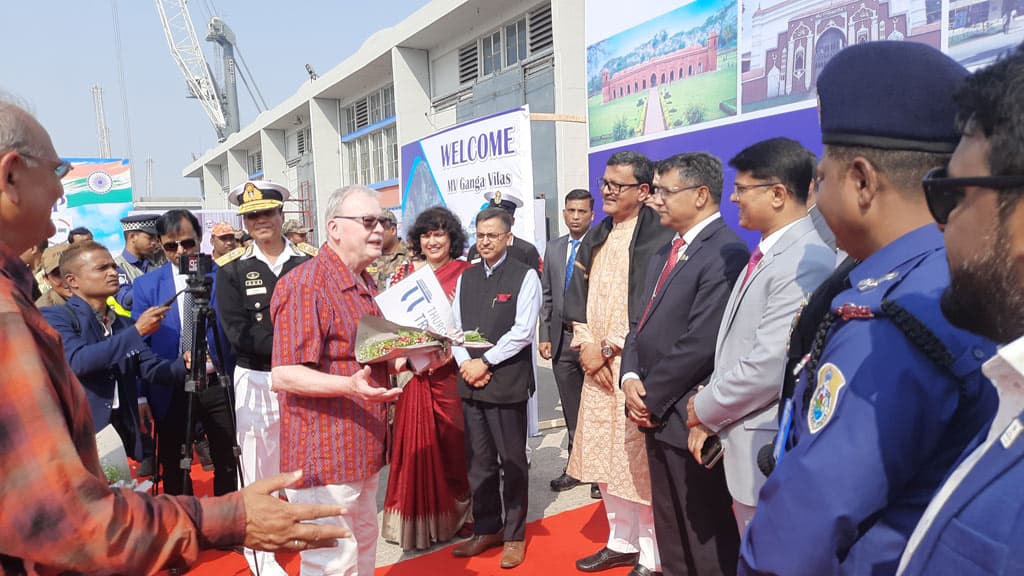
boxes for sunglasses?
[215,234,237,243]
[922,167,1024,225]
[162,238,198,252]
[332,215,382,230]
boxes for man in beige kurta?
[566,151,671,576]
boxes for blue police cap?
[817,41,968,153]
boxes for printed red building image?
[601,33,720,102]
[741,0,939,111]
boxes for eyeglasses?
[21,152,73,179]
[732,181,782,196]
[652,184,704,198]
[476,232,508,242]
[922,167,1024,225]
[598,178,642,194]
[162,238,198,252]
[332,215,382,230]
[214,234,237,243]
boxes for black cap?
[120,214,158,236]
[817,41,968,153]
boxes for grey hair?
[0,94,42,156]
[324,185,379,220]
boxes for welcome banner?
[400,106,535,249]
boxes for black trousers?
[463,398,529,541]
[158,381,237,496]
[552,328,584,455]
[646,434,739,576]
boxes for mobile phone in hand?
[701,435,724,469]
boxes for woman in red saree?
[382,206,473,550]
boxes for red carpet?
[155,460,628,575]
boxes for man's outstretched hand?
[242,470,351,551]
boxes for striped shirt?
[0,243,245,575]
[271,244,389,486]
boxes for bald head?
[0,97,65,254]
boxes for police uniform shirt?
[740,225,999,575]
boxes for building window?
[347,143,359,185]
[358,137,371,184]
[386,124,398,180]
[460,8,554,84]
[505,18,527,68]
[343,85,395,135]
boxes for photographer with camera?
[40,241,184,458]
[132,209,238,497]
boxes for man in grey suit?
[539,188,594,492]
[687,137,834,532]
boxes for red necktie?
[741,246,764,289]
[639,237,686,330]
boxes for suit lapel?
[69,297,103,340]
[722,217,812,337]
[163,266,181,338]
[554,235,569,296]
[639,219,724,332]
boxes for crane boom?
[91,84,111,158]
[155,0,228,139]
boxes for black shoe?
[136,456,156,478]
[627,566,662,576]
[550,472,581,492]
[576,547,639,572]
[591,483,602,499]
[194,439,214,472]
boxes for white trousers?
[600,483,661,572]
[285,473,380,576]
[734,500,757,538]
[235,367,285,575]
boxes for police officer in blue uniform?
[113,213,160,312]
[739,42,999,575]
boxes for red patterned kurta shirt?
[0,243,244,575]
[271,244,389,486]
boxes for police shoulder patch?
[215,246,246,267]
[294,242,318,257]
[808,362,847,434]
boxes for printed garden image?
[587,0,739,147]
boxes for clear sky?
[2,0,430,198]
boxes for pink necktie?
[639,238,686,330]
[741,246,764,288]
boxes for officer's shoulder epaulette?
[215,246,247,267]
[293,242,318,257]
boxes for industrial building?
[183,0,587,243]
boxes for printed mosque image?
[741,0,941,110]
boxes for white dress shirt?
[452,252,542,367]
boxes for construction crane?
[155,1,266,141]
[91,84,112,158]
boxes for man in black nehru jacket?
[451,206,541,570]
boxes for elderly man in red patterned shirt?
[0,99,350,575]
[270,185,404,575]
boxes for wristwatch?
[601,344,615,359]
[480,355,494,368]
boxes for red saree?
[381,258,472,550]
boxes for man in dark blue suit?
[40,241,185,457]
[133,209,237,496]
[897,43,1024,576]
[539,188,594,493]
[621,153,748,576]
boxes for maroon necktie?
[740,246,764,289]
[638,237,686,330]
